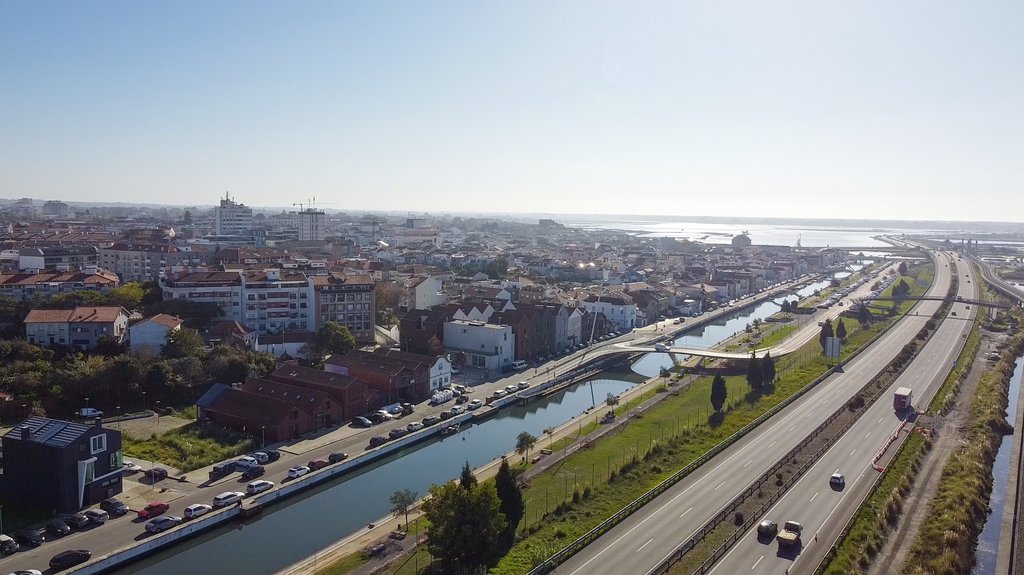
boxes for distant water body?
[563,219,944,248]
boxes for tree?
[94,334,126,357]
[761,351,776,384]
[427,335,444,356]
[390,488,418,530]
[858,303,872,326]
[105,283,145,310]
[835,318,848,341]
[48,290,106,309]
[494,458,524,549]
[893,279,910,299]
[515,431,537,463]
[162,328,205,359]
[898,261,909,275]
[315,321,356,357]
[780,300,791,313]
[745,352,763,391]
[819,320,834,352]
[710,372,727,412]
[374,283,403,326]
[460,461,477,490]
[422,481,507,570]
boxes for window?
[90,433,107,455]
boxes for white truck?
[893,387,913,412]
[79,407,104,418]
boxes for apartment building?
[312,273,376,344]
[99,243,209,282]
[0,268,120,301]
[442,319,514,373]
[18,246,98,272]
[24,306,129,350]
[214,194,253,237]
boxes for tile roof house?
[25,306,129,350]
[128,314,184,352]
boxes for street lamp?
[142,391,147,412]
[156,400,161,425]
[261,425,265,448]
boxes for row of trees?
[709,351,777,413]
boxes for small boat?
[440,423,460,436]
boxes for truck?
[79,407,103,418]
[893,387,913,412]
[776,521,802,548]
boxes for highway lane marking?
[637,538,653,552]
[751,555,764,570]
[743,459,752,468]
[679,507,692,518]
[878,417,884,423]
[715,481,726,491]
[851,449,857,456]
[810,491,819,503]
[806,411,814,418]
[788,425,796,431]
[865,432,871,438]
[769,440,777,448]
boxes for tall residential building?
[312,273,376,344]
[214,193,253,237]
[297,209,326,241]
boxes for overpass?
[867,294,1012,309]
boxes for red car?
[308,458,329,471]
[138,501,170,519]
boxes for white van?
[510,360,528,370]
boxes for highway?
[708,255,976,574]
[554,254,952,575]
[0,273,843,574]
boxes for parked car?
[505,384,518,394]
[234,456,260,470]
[122,460,143,473]
[439,409,455,420]
[144,467,169,481]
[145,516,182,533]
[183,503,212,520]
[84,509,109,525]
[308,458,329,471]
[137,501,170,519]
[450,404,466,415]
[455,394,469,404]
[46,519,71,537]
[213,491,245,508]
[453,384,467,393]
[246,479,275,495]
[49,549,92,570]
[467,399,483,410]
[265,448,281,462]
[492,389,507,399]
[209,461,236,480]
[0,533,19,554]
[518,381,531,390]
[241,465,266,481]
[287,466,310,479]
[389,428,409,439]
[59,512,90,529]
[101,497,129,516]
[329,451,349,463]
[369,435,388,447]
[422,415,440,426]
[406,421,424,432]
[251,451,270,464]
[353,416,374,428]
[13,528,44,547]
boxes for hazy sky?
[2,1,1022,221]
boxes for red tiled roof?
[136,314,184,329]
[67,306,127,323]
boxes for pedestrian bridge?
[867,295,1012,309]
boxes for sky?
[1,1,1022,221]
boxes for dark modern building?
[1,416,123,512]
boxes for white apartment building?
[297,209,326,241]
[580,293,637,332]
[442,320,514,373]
[214,193,253,237]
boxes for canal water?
[126,268,863,574]
[971,353,1024,574]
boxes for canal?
[971,352,1024,574]
[126,269,864,574]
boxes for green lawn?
[122,423,254,471]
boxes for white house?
[579,293,637,332]
[427,355,453,392]
[442,319,514,374]
[403,275,446,310]
[128,314,184,352]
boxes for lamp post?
[156,401,161,426]
[142,391,147,413]
[261,425,265,448]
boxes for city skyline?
[2,1,1023,222]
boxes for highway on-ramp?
[554,254,953,575]
[708,255,976,574]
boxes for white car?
[467,399,483,410]
[183,503,212,520]
[505,384,518,394]
[235,456,260,470]
[406,421,424,432]
[517,381,530,390]
[122,460,143,473]
[288,465,310,479]
[212,491,245,507]
[246,480,275,495]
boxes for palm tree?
[516,431,537,463]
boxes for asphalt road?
[709,255,976,574]
[0,271,846,574]
[554,255,953,575]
